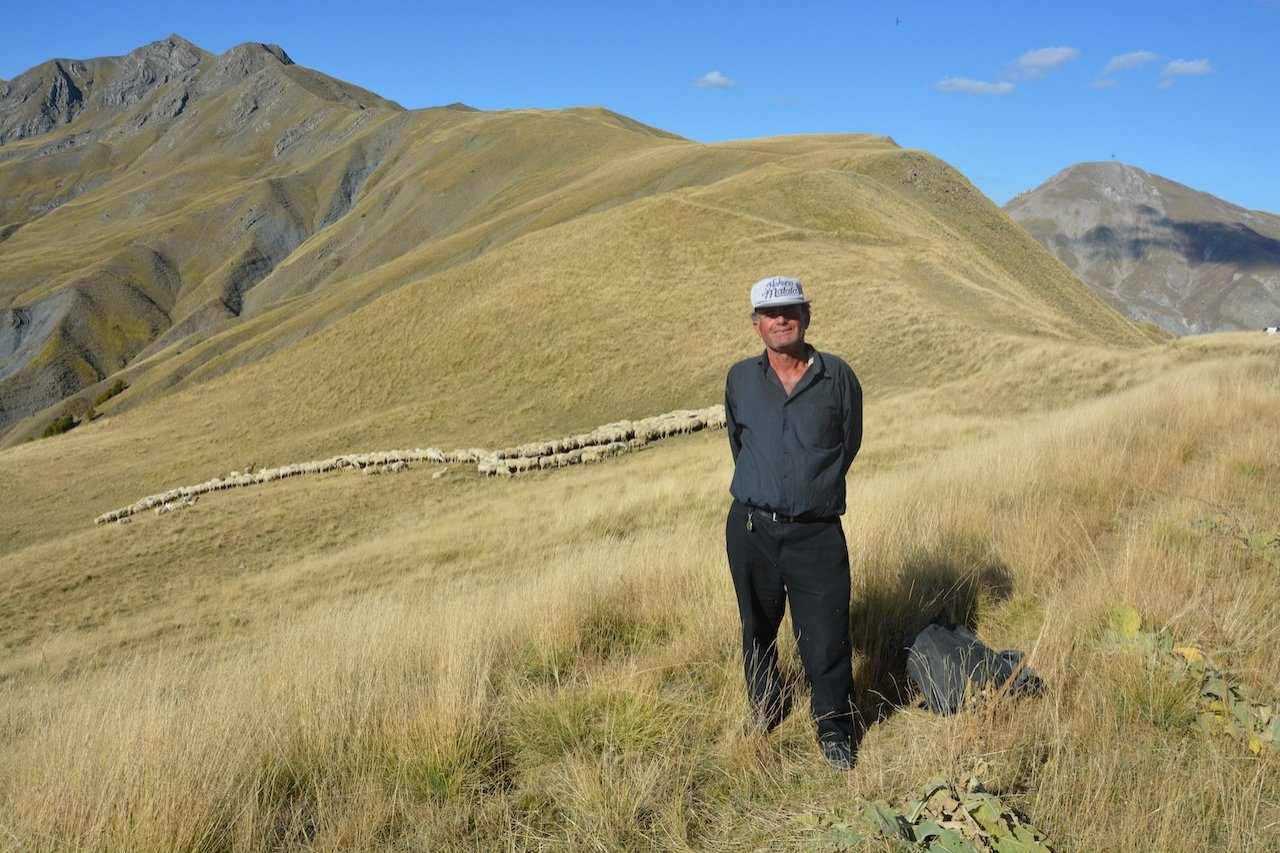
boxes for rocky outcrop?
[0,36,209,144]
[0,60,93,142]
[95,36,206,111]
[1005,162,1280,335]
[0,37,407,437]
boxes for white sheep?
[91,404,731,521]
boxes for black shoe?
[746,692,791,735]
[744,708,783,735]
[820,738,856,771]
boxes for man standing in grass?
[724,275,863,771]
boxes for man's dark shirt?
[725,346,862,518]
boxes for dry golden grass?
[3,330,1279,850]
[3,102,1273,849]
[3,120,1152,448]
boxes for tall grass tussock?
[3,339,1279,850]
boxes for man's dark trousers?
[725,499,856,743]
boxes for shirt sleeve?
[725,371,742,462]
[843,367,863,473]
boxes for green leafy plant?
[1191,510,1280,568]
[92,378,130,408]
[1195,668,1280,755]
[1107,604,1280,755]
[814,775,1055,851]
[40,413,77,438]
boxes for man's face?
[752,304,809,352]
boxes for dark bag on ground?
[905,622,1044,714]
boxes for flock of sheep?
[94,405,727,525]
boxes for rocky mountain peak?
[0,60,92,143]
[0,37,388,148]
[261,43,293,66]
[214,41,295,79]
[132,34,208,67]
[1005,162,1280,335]
[0,36,208,143]
[97,35,209,110]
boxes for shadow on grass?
[850,533,1014,724]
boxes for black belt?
[743,503,835,524]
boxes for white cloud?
[1162,58,1213,77]
[693,71,737,89]
[1014,46,1080,79]
[1089,78,1119,90]
[936,77,1015,96]
[1102,51,1158,75]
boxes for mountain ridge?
[4,38,1280,853]
[1004,161,1280,335]
[1,37,1156,447]
[0,36,328,145]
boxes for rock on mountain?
[0,37,208,143]
[0,36,404,433]
[1004,162,1280,335]
[0,36,327,144]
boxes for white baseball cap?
[750,275,809,309]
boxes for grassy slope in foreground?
[1,334,1278,850]
[6,129,1275,848]
[3,132,1155,551]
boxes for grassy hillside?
[4,40,1277,851]
[1,39,1154,444]
[2,332,1278,850]
[0,132,1160,552]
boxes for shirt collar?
[755,345,820,374]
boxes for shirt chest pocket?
[790,390,844,451]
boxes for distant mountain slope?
[0,36,410,432]
[1004,162,1280,335]
[1,37,1156,447]
[0,35,396,144]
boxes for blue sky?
[3,0,1277,213]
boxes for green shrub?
[92,378,129,407]
[41,413,77,438]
